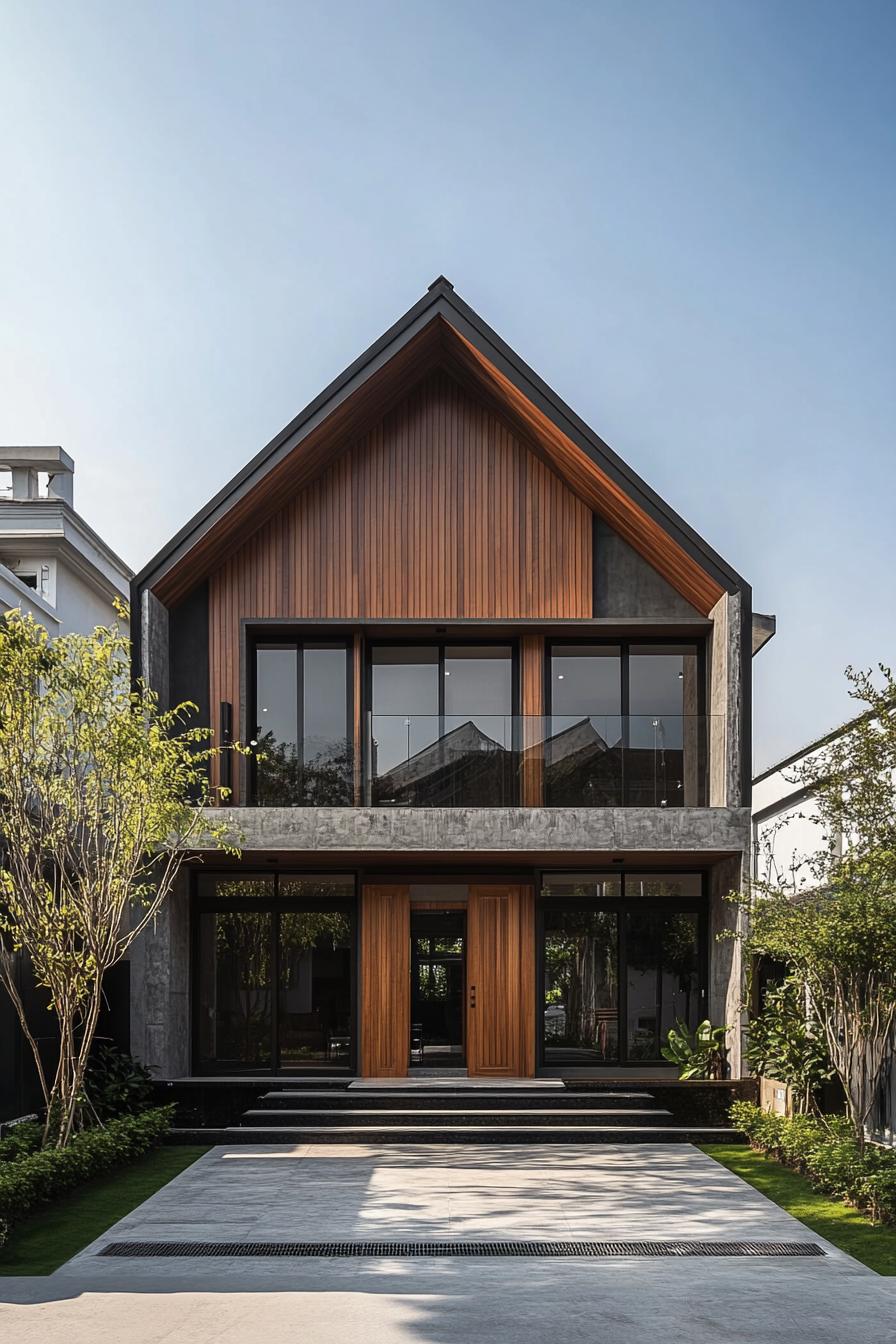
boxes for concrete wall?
[140,589,170,708]
[709,851,746,1077]
[708,590,742,809]
[129,871,190,1078]
[593,519,702,619]
[194,803,752,857]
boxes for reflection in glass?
[255,647,298,805]
[370,645,515,806]
[543,907,619,1064]
[625,909,700,1060]
[301,644,352,805]
[254,643,351,805]
[197,909,273,1071]
[627,645,700,807]
[546,646,622,805]
[278,908,353,1068]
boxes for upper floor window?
[369,643,515,806]
[546,641,704,807]
[253,640,351,805]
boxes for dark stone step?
[240,1107,674,1128]
[254,1090,657,1111]
[168,1124,745,1146]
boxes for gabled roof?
[135,277,747,615]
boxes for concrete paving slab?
[0,1142,893,1344]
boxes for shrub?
[0,1121,43,1165]
[85,1044,155,1119]
[731,1101,896,1224]
[0,1105,174,1247]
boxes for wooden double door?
[360,884,534,1077]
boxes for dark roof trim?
[752,710,867,785]
[134,278,749,598]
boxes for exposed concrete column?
[140,588,170,711]
[129,869,190,1078]
[708,591,743,808]
[709,852,747,1078]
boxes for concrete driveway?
[2,1143,895,1344]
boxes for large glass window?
[539,871,705,1066]
[546,641,704,806]
[543,907,619,1065]
[625,909,701,1060]
[370,643,514,805]
[195,873,355,1073]
[253,641,351,805]
[627,645,701,807]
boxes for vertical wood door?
[467,885,535,1077]
[360,885,410,1077]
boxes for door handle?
[469,984,476,1008]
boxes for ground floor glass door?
[409,910,466,1067]
[539,875,706,1068]
[195,875,356,1073]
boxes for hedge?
[0,1105,174,1248]
[0,1122,42,1165]
[731,1101,896,1225]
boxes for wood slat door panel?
[467,885,535,1077]
[360,885,410,1077]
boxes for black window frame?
[544,637,707,807]
[191,868,359,1076]
[364,638,520,805]
[535,868,709,1070]
[248,632,354,806]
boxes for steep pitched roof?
[134,277,746,614]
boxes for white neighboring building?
[0,447,133,1124]
[0,447,131,636]
[753,726,895,1145]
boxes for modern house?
[130,278,775,1093]
[0,447,133,1121]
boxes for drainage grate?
[99,1239,825,1259]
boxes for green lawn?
[702,1143,896,1276]
[0,1145,209,1276]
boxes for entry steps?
[171,1080,743,1144]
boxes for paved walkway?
[2,1143,895,1343]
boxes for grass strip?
[0,1145,208,1276]
[701,1143,896,1276]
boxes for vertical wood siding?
[209,370,590,796]
[360,885,411,1077]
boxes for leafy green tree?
[742,664,896,1145]
[0,606,240,1148]
[743,975,831,1113]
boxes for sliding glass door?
[539,872,706,1067]
[252,641,352,805]
[195,874,356,1073]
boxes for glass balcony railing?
[366,714,715,809]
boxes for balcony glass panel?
[366,715,712,807]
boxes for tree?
[742,975,831,1114]
[742,664,896,1144]
[0,607,239,1148]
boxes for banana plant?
[661,1019,729,1080]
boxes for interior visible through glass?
[196,874,355,1073]
[409,909,466,1067]
[543,906,619,1065]
[371,644,515,805]
[546,645,622,805]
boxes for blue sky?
[1,0,893,771]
